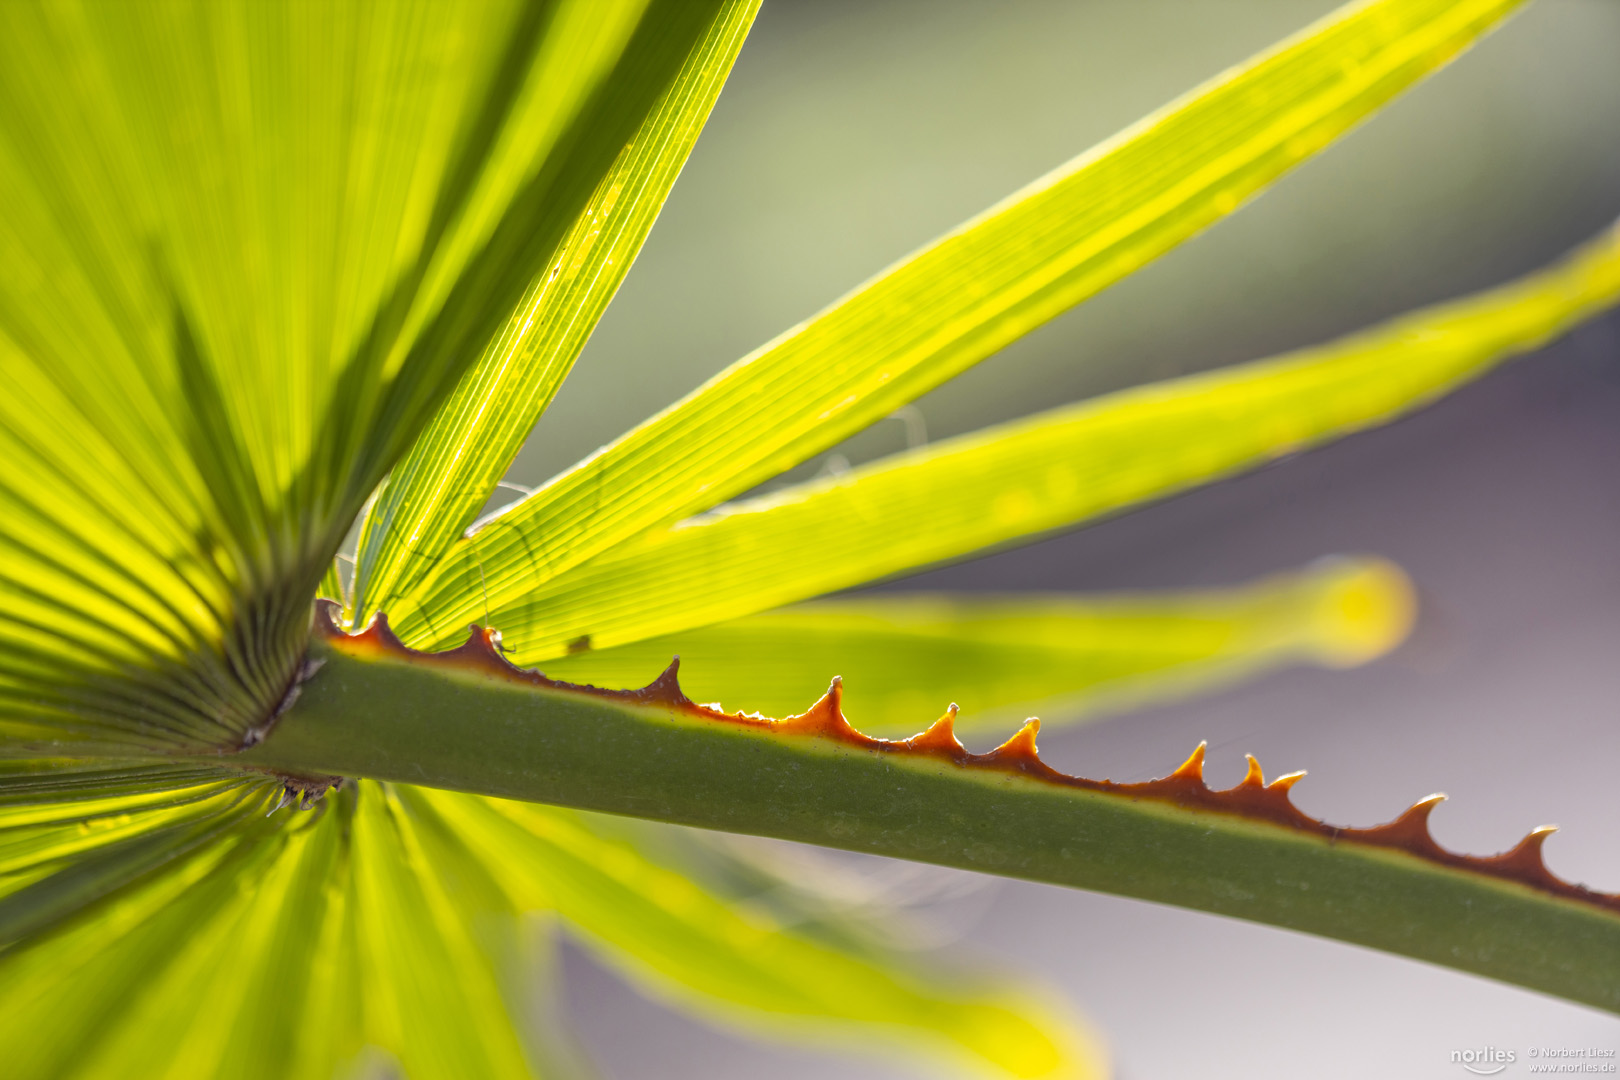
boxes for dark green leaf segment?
[240,605,1620,1012]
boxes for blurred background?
[499,1,1620,1076]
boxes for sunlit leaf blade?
[470,219,1620,662]
[351,782,539,1080]
[422,789,1103,1079]
[56,808,359,1080]
[0,847,281,1080]
[0,770,297,1079]
[0,768,273,943]
[0,757,1102,1078]
[0,772,526,1080]
[389,791,599,1080]
[390,0,1524,648]
[350,1,760,628]
[537,557,1412,738]
[0,0,725,755]
[318,559,347,607]
[206,799,363,1080]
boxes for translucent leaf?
[537,557,1413,738]
[350,1,760,627]
[0,770,303,1079]
[350,783,538,1080]
[0,759,1101,1078]
[389,0,1524,649]
[0,0,728,753]
[318,559,347,607]
[424,789,1104,1079]
[474,219,1620,662]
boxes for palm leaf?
[387,0,1525,649]
[537,557,1414,737]
[469,219,1620,662]
[426,789,1102,1078]
[0,0,728,754]
[0,762,1097,1078]
[349,1,760,626]
[2,0,1612,1075]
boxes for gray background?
[503,1,1620,1076]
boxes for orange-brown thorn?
[308,601,1620,917]
[981,719,1067,782]
[1346,793,1449,857]
[1478,825,1559,881]
[778,676,865,741]
[904,704,967,757]
[991,718,1041,761]
[637,658,690,707]
[1171,742,1207,781]
[1267,770,1307,795]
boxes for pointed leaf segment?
[455,218,1620,661]
[241,604,1620,1013]
[0,0,733,755]
[348,0,761,626]
[537,557,1415,737]
[387,0,1526,648]
[0,767,1099,1080]
[422,791,1100,1079]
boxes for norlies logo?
[1453,1047,1518,1076]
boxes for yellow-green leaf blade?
[56,812,358,1080]
[538,557,1413,738]
[479,218,1620,663]
[0,774,272,944]
[390,0,1524,648]
[0,770,307,1080]
[423,789,1103,1079]
[349,1,760,626]
[350,782,538,1080]
[0,0,726,755]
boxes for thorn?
[459,623,506,660]
[826,675,845,712]
[992,718,1042,761]
[779,677,853,739]
[267,788,293,816]
[355,611,407,653]
[906,704,964,755]
[641,658,686,704]
[1487,824,1560,876]
[1350,793,1447,851]
[1395,793,1448,834]
[1518,824,1559,851]
[1239,754,1266,789]
[1268,770,1307,794]
[312,598,344,637]
[1167,742,1207,784]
